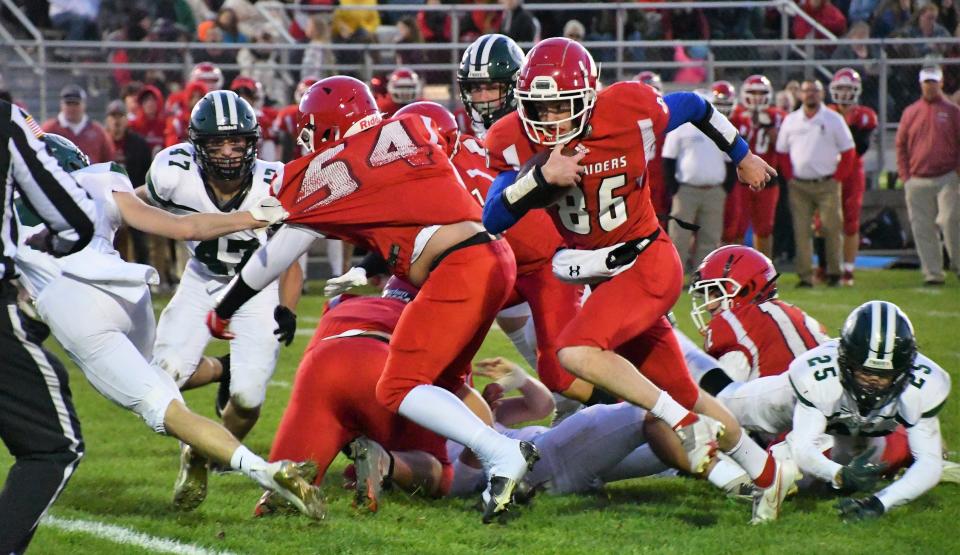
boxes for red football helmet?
[689,245,779,333]
[710,80,736,117]
[231,76,264,108]
[829,67,862,105]
[635,70,663,93]
[394,101,460,158]
[294,76,320,104]
[515,37,599,146]
[297,76,382,152]
[386,68,423,105]
[741,74,773,111]
[190,62,224,90]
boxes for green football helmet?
[44,133,90,172]
[188,90,260,181]
[457,34,524,130]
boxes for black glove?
[837,447,886,493]
[836,495,885,522]
[273,306,297,346]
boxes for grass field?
[3,269,958,554]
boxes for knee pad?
[229,381,266,412]
[153,354,197,388]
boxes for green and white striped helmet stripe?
[867,301,897,369]
[212,91,239,129]
[469,35,501,74]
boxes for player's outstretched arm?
[789,399,844,485]
[872,416,944,512]
[112,192,286,241]
[663,92,775,189]
[475,357,555,427]
[208,225,316,338]
[482,170,520,234]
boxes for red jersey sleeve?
[452,135,497,204]
[484,112,542,172]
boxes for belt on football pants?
[428,231,494,271]
[605,228,661,269]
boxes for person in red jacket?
[128,85,166,155]
[792,0,848,39]
[163,80,209,148]
[41,85,115,163]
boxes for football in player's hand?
[517,145,579,179]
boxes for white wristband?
[494,366,529,392]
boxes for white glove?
[249,197,288,225]
[324,266,367,296]
[756,111,772,126]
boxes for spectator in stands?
[395,16,425,66]
[896,66,960,286]
[49,0,101,40]
[784,80,803,110]
[198,27,241,85]
[331,0,381,75]
[793,0,847,39]
[418,0,451,43]
[872,0,915,38]
[848,0,881,23]
[707,2,757,39]
[216,7,248,43]
[301,15,335,80]
[104,99,152,265]
[662,7,710,41]
[563,19,586,42]
[129,85,166,155]
[461,0,503,42]
[41,85,115,163]
[832,22,881,108]
[934,0,959,32]
[239,32,289,106]
[775,79,856,287]
[120,81,143,120]
[899,4,952,56]
[499,0,538,43]
[673,45,709,85]
[775,90,796,113]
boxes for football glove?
[836,495,885,522]
[249,197,288,225]
[837,447,885,493]
[274,305,297,346]
[324,266,367,296]
[206,310,235,340]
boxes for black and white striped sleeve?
[6,104,96,255]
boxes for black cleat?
[215,354,231,418]
[481,441,539,524]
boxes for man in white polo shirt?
[663,90,735,273]
[776,80,856,287]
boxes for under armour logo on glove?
[568,265,581,277]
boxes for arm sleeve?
[789,399,844,485]
[664,92,749,164]
[722,162,737,193]
[874,417,943,511]
[8,106,96,255]
[481,170,520,234]
[851,127,873,157]
[216,224,316,319]
[662,158,679,197]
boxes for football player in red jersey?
[689,245,828,392]
[206,76,538,522]
[395,101,591,401]
[377,68,425,117]
[163,80,209,147]
[709,81,743,246]
[256,283,454,516]
[165,62,225,117]
[271,76,319,162]
[829,68,877,286]
[482,38,796,523]
[729,75,785,257]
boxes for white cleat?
[172,444,207,512]
[751,456,800,524]
[676,415,724,474]
[941,460,960,484]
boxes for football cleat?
[842,271,855,287]
[676,415,724,474]
[941,460,960,484]
[349,436,392,513]
[266,460,327,520]
[481,441,540,524]
[172,444,208,511]
[751,455,801,524]
[253,461,319,517]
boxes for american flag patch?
[20,109,44,139]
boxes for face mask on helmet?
[829,83,861,105]
[689,276,740,333]
[195,135,258,181]
[461,81,513,123]
[387,76,421,105]
[517,92,595,146]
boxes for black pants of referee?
[0,282,83,554]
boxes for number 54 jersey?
[787,340,950,437]
[146,142,283,279]
[486,81,668,250]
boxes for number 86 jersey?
[485,81,668,249]
[146,142,283,279]
[787,340,951,437]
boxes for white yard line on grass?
[42,515,238,555]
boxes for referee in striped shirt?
[0,100,96,553]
